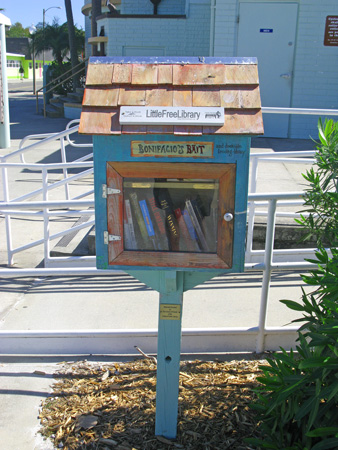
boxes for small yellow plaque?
[131,141,214,158]
[160,304,181,320]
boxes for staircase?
[45,87,84,119]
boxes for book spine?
[182,208,201,252]
[186,199,209,251]
[147,195,169,251]
[123,218,132,249]
[124,199,137,249]
[191,197,211,252]
[129,192,153,250]
[139,199,157,250]
[156,189,180,251]
[174,208,197,252]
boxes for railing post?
[42,168,50,267]
[43,93,46,118]
[60,137,70,200]
[36,91,39,113]
[2,166,14,266]
[246,155,259,259]
[256,198,277,353]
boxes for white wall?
[289,0,338,138]
[213,0,338,139]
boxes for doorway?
[237,2,298,137]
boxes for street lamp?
[29,24,37,94]
[42,6,61,68]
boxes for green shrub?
[46,61,86,96]
[246,120,338,450]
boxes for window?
[106,162,236,269]
[7,60,20,68]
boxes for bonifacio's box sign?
[120,106,224,126]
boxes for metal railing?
[36,59,88,117]
[0,107,336,355]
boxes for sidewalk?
[0,82,316,449]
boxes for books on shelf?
[124,199,137,250]
[123,179,218,253]
[129,192,154,250]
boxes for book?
[139,199,158,250]
[146,194,170,251]
[124,199,137,250]
[191,196,216,252]
[123,218,132,249]
[129,192,153,250]
[182,208,201,252]
[186,199,209,252]
[155,188,180,251]
[174,207,199,252]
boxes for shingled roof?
[79,57,264,136]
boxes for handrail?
[36,58,89,117]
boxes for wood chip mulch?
[39,357,264,450]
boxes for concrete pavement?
[0,80,317,449]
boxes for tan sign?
[160,304,181,320]
[324,16,338,46]
[131,141,214,158]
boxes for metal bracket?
[102,184,121,198]
[104,231,121,244]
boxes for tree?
[64,0,80,90]
[32,20,84,67]
[6,21,30,37]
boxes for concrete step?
[67,92,83,103]
[44,104,64,118]
[58,95,78,104]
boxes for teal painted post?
[155,271,184,439]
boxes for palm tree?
[33,22,69,66]
[64,0,80,90]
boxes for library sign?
[131,141,214,158]
[120,106,224,126]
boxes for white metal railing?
[0,119,317,269]
[0,108,332,354]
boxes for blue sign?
[260,28,273,33]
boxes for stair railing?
[36,58,89,117]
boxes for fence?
[0,112,332,354]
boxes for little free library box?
[79,56,263,438]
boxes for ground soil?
[39,357,265,450]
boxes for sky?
[1,0,85,30]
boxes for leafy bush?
[246,120,338,450]
[46,61,86,96]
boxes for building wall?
[121,0,186,15]
[84,0,338,139]
[101,1,210,57]
[289,0,338,138]
[213,0,338,139]
[6,55,24,79]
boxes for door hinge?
[102,184,121,198]
[104,231,121,244]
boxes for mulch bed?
[39,357,264,450]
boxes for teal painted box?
[79,56,264,274]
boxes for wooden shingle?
[79,57,264,136]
